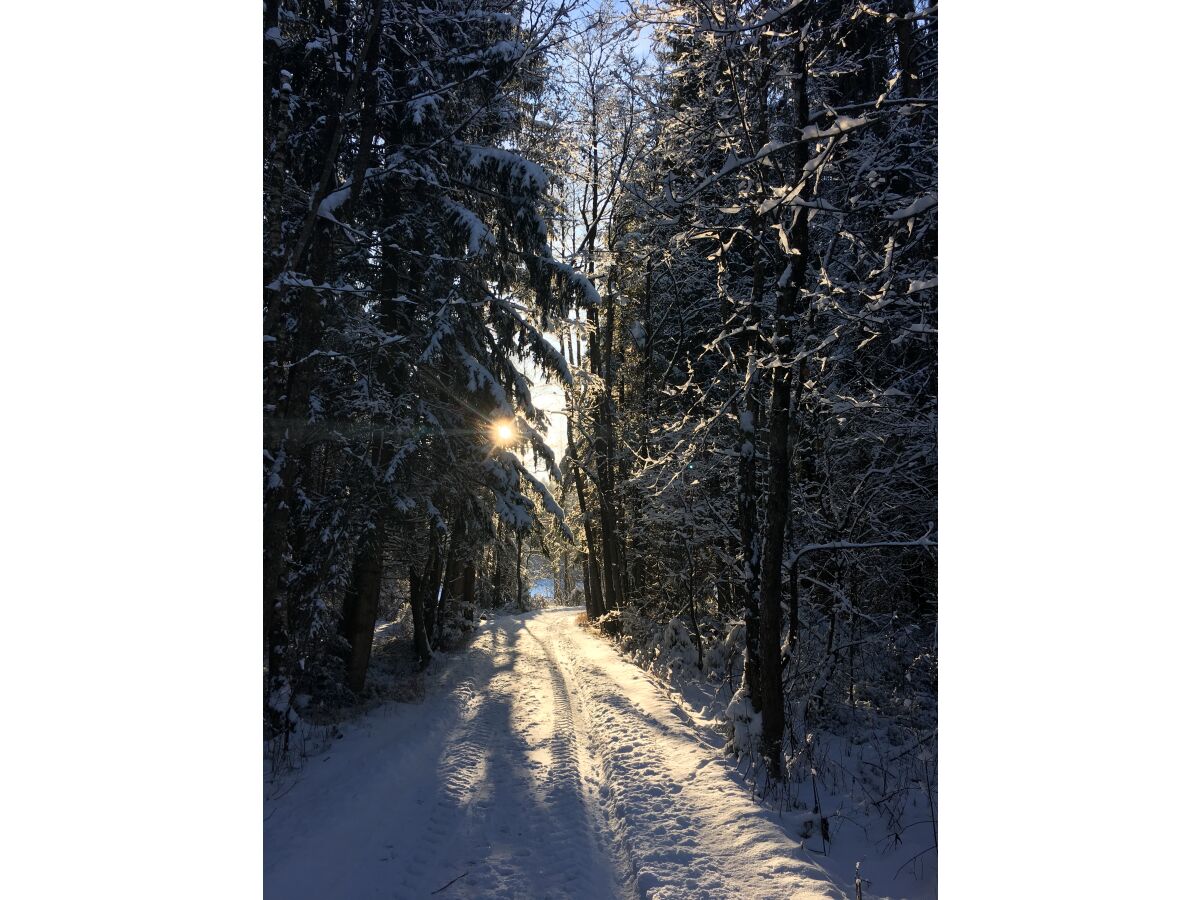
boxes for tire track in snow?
[517,623,635,899]
[396,617,624,900]
[267,609,844,900]
[538,610,846,900]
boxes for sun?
[493,420,516,445]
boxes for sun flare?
[493,420,516,445]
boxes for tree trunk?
[436,515,466,647]
[758,31,811,780]
[568,420,605,619]
[491,532,506,606]
[409,565,433,668]
[588,554,604,616]
[461,562,476,630]
[892,0,923,99]
[581,552,595,617]
[685,544,704,670]
[728,31,773,715]
[343,521,384,693]
[515,530,524,610]
[597,269,626,612]
[734,249,764,712]
[263,214,336,719]
[787,561,800,650]
[410,521,441,667]
[597,495,622,611]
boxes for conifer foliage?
[262,0,937,836]
[263,0,591,735]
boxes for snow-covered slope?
[265,608,846,899]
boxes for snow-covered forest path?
[265,609,845,900]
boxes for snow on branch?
[465,145,549,192]
[667,118,870,210]
[516,458,572,542]
[419,306,455,364]
[517,418,562,482]
[451,40,525,68]
[495,353,537,419]
[490,293,573,387]
[537,255,602,307]
[484,453,537,533]
[784,535,938,570]
[681,0,805,34]
[316,184,352,223]
[458,346,514,416]
[886,193,938,221]
[442,197,497,254]
[801,116,870,142]
[413,7,516,28]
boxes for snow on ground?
[598,617,937,899]
[265,608,847,899]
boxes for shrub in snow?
[267,679,293,717]
[723,677,762,757]
[295,641,359,712]
[652,617,700,678]
[596,610,623,637]
[705,620,745,683]
[440,594,479,647]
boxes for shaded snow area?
[265,609,849,899]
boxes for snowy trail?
[265,609,845,900]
